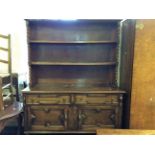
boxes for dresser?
[22,20,127,134]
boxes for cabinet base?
[24,130,96,135]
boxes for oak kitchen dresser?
[22,19,135,134]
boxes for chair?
[0,34,23,134]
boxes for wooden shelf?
[29,40,117,44]
[30,61,117,66]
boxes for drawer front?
[78,105,120,131]
[25,105,68,131]
[26,94,70,105]
[75,94,120,105]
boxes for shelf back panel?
[30,44,116,62]
[28,20,118,42]
[30,66,116,87]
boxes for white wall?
[0,19,28,84]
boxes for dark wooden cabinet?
[22,19,128,134]
[23,92,123,133]
[25,105,68,131]
[78,105,118,130]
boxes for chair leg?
[17,112,23,134]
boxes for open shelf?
[29,40,117,44]
[30,61,117,66]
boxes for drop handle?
[64,112,68,121]
[79,113,86,120]
[31,114,36,124]
[31,114,36,119]
[78,113,86,128]
[59,114,66,124]
[95,109,101,113]
[97,123,102,127]
[44,122,51,127]
[110,114,115,123]
[44,108,51,113]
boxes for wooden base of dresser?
[23,86,125,134]
[24,130,96,135]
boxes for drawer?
[26,94,70,105]
[74,94,119,105]
[25,105,68,131]
[78,105,120,130]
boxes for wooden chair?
[96,129,155,135]
[0,102,23,133]
[0,34,23,134]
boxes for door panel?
[26,105,68,131]
[78,105,119,131]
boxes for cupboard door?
[78,105,120,131]
[25,105,68,131]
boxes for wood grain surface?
[130,20,155,129]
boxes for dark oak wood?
[119,20,136,128]
[25,105,67,131]
[30,65,116,88]
[30,43,116,62]
[23,84,125,94]
[28,20,118,42]
[23,19,127,134]
[29,40,117,44]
